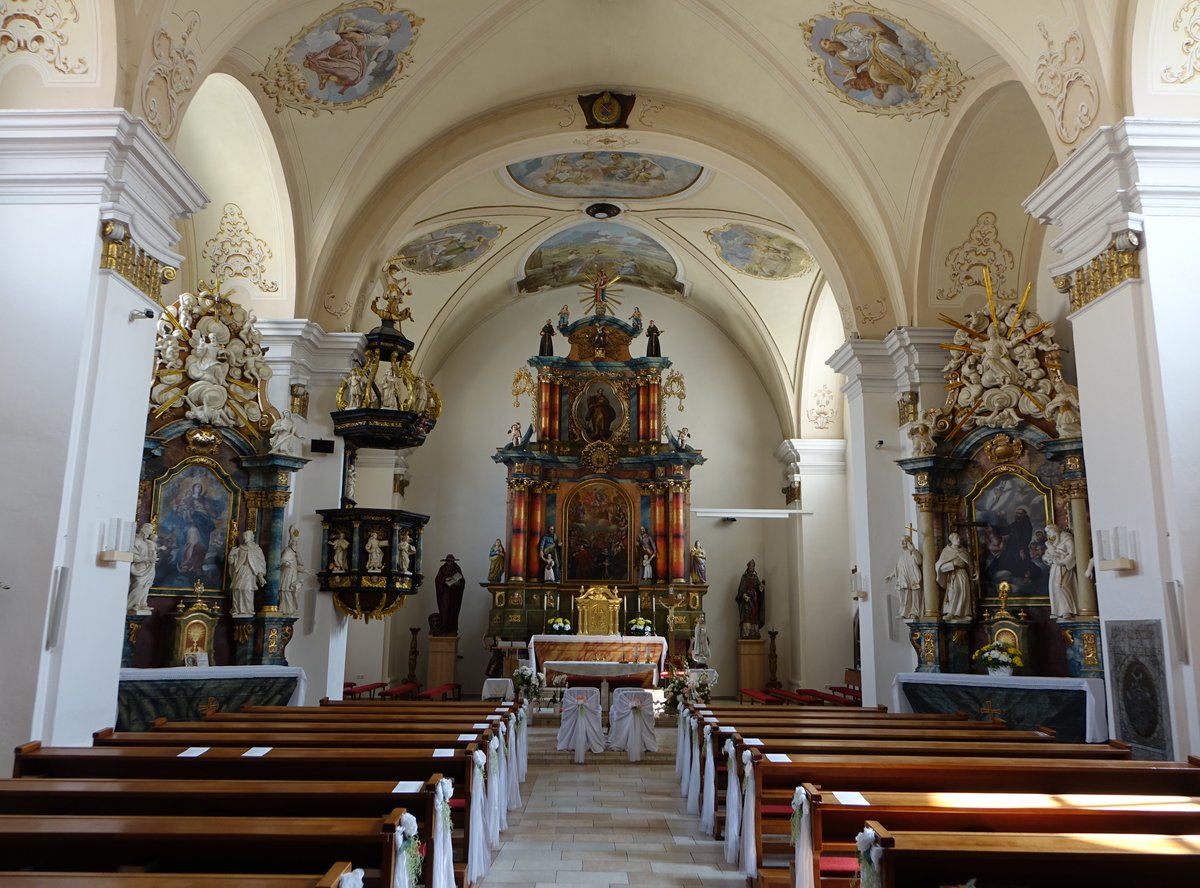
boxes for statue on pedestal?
[488,538,506,583]
[935,532,974,621]
[539,320,555,357]
[434,554,465,634]
[397,530,415,574]
[736,559,765,639]
[691,613,711,665]
[885,535,923,619]
[689,540,707,584]
[1044,525,1079,619]
[127,523,158,614]
[278,525,302,616]
[269,411,303,456]
[229,530,267,616]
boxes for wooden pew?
[94,727,488,750]
[0,862,354,888]
[865,820,1200,885]
[153,717,496,735]
[0,811,404,887]
[737,736,1129,759]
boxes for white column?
[828,341,910,705]
[1025,119,1200,756]
[257,319,362,703]
[0,110,206,770]
[774,439,848,691]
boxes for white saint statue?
[908,422,936,458]
[543,549,559,583]
[397,531,415,574]
[935,532,974,621]
[269,411,303,456]
[691,614,711,665]
[1043,524,1079,619]
[229,530,267,617]
[885,535,923,619]
[278,525,302,616]
[126,523,158,614]
[365,531,388,573]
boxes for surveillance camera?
[874,440,884,449]
[128,308,156,322]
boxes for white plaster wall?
[797,467,854,689]
[336,286,792,696]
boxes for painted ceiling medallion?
[706,223,816,280]
[393,221,506,275]
[253,1,423,116]
[507,152,703,200]
[800,2,969,119]
[518,221,683,297]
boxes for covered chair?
[556,685,606,763]
[606,687,657,762]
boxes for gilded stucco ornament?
[1053,232,1142,312]
[1034,22,1098,145]
[0,0,88,74]
[1161,1,1200,84]
[202,203,279,292]
[141,13,200,141]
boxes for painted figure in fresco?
[587,387,616,439]
[127,523,159,613]
[229,530,267,617]
[736,559,765,639]
[690,540,707,584]
[397,530,415,574]
[539,320,555,356]
[645,321,662,357]
[488,538,506,583]
[819,15,922,101]
[304,14,401,95]
[364,530,388,573]
[936,532,974,620]
[638,526,657,583]
[691,613,711,665]
[329,530,350,572]
[278,525,302,616]
[885,535,923,619]
[1043,525,1079,620]
[434,555,465,634]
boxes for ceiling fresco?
[506,152,704,200]
[706,223,817,281]
[393,221,506,274]
[517,221,683,297]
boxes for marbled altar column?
[914,492,942,618]
[669,479,688,584]
[651,483,668,583]
[538,375,552,439]
[508,479,529,582]
[528,486,546,582]
[648,377,661,441]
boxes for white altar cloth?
[891,672,1108,742]
[543,660,660,687]
[528,635,668,672]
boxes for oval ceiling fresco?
[393,221,506,274]
[507,152,703,199]
[706,223,816,280]
[518,221,683,296]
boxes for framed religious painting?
[570,378,629,444]
[967,466,1054,606]
[150,457,242,595]
[564,479,633,583]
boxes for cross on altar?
[980,699,1003,720]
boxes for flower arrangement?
[627,617,654,636]
[546,616,572,634]
[662,670,716,709]
[512,664,544,701]
[972,640,1024,672]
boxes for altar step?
[523,722,678,764]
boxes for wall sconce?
[1096,526,1137,572]
[850,565,868,601]
[97,518,135,563]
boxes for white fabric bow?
[338,868,365,888]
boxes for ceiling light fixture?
[585,202,621,219]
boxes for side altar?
[485,275,708,648]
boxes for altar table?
[528,635,667,673]
[117,666,307,731]
[543,660,660,688]
[892,672,1108,743]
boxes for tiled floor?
[480,723,742,887]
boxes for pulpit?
[576,585,621,636]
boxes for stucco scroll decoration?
[637,97,665,127]
[1034,22,1098,145]
[550,98,577,127]
[855,297,887,324]
[202,203,279,293]
[806,384,836,430]
[141,13,200,140]
[0,0,89,74]
[1162,1,1200,84]
[936,211,1015,303]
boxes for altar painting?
[706,223,816,280]
[968,467,1053,603]
[394,221,505,274]
[518,222,683,296]
[565,481,632,583]
[572,379,627,443]
[255,2,423,115]
[506,152,703,199]
[150,459,240,594]
[800,3,968,119]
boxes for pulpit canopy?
[576,585,621,636]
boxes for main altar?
[485,274,708,648]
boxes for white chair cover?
[740,750,758,878]
[466,749,490,885]
[556,686,605,763]
[679,716,694,797]
[432,778,455,888]
[338,868,365,888]
[674,703,687,777]
[607,687,657,762]
[686,718,702,814]
[792,786,814,888]
[495,723,509,831]
[517,701,529,782]
[486,735,503,848]
[506,712,523,808]
[392,810,420,888]
[723,739,741,866]
[699,724,716,835]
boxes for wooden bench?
[737,689,779,705]
[415,683,462,701]
[827,667,862,703]
[764,688,826,705]
[0,863,353,887]
[343,682,388,699]
[379,682,420,699]
[152,717,496,735]
[0,811,405,886]
[95,727,489,751]
[769,687,858,706]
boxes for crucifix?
[979,699,1004,720]
[904,523,919,542]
